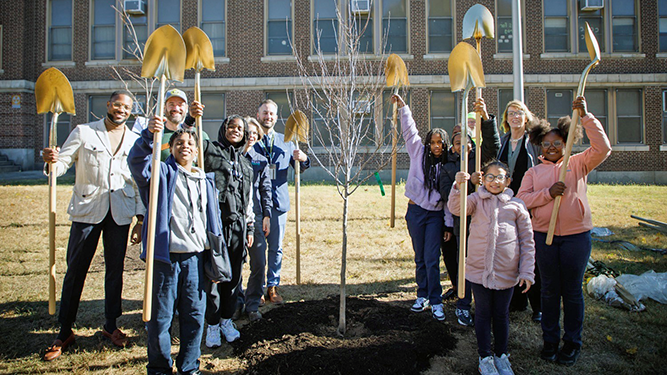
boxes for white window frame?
[47,0,73,62]
[199,0,227,60]
[311,0,341,55]
[264,0,295,58]
[425,0,454,56]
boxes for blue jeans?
[59,211,129,328]
[406,204,444,306]
[265,207,287,287]
[471,282,514,358]
[535,230,591,347]
[147,252,206,375]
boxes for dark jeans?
[406,204,443,306]
[509,263,541,313]
[206,219,245,323]
[471,282,514,358]
[58,212,129,328]
[147,252,205,375]
[441,230,472,311]
[535,230,591,347]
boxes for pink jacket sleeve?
[447,183,478,217]
[516,168,553,210]
[570,113,612,175]
[515,201,536,284]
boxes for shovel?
[448,42,485,299]
[384,54,409,228]
[285,110,309,285]
[462,4,494,186]
[546,22,600,246]
[35,67,75,315]
[183,26,216,170]
[140,24,186,322]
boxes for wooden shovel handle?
[390,102,398,228]
[475,88,482,192]
[545,109,580,245]
[458,160,468,299]
[194,71,205,171]
[295,142,301,285]
[48,166,57,315]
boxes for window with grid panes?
[313,0,338,54]
[581,89,607,144]
[91,0,116,60]
[382,0,407,53]
[427,0,453,53]
[201,93,225,138]
[578,7,604,53]
[201,0,225,57]
[661,0,667,52]
[123,13,147,59]
[610,0,636,52]
[546,89,572,127]
[156,0,180,31]
[496,0,513,53]
[430,91,457,137]
[267,0,292,55]
[616,89,642,144]
[49,0,72,60]
[46,113,71,147]
[544,0,568,52]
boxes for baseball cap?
[164,89,188,104]
[467,112,476,119]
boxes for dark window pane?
[616,89,642,143]
[383,0,406,17]
[201,93,225,137]
[51,0,72,26]
[579,15,604,53]
[383,19,407,53]
[497,16,512,53]
[92,26,115,59]
[202,0,224,22]
[611,0,634,16]
[612,18,636,52]
[428,19,452,52]
[268,20,292,55]
[314,19,338,53]
[546,89,573,127]
[430,91,457,136]
[661,18,667,52]
[269,0,291,19]
[124,15,147,59]
[94,0,115,24]
[429,0,451,17]
[582,90,607,143]
[157,0,180,25]
[544,0,567,16]
[46,113,71,146]
[201,22,225,56]
[545,18,568,52]
[355,15,373,53]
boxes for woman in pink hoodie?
[517,96,611,366]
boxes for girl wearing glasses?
[517,96,611,366]
[448,160,535,375]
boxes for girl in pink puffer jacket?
[448,161,535,375]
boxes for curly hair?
[527,117,583,147]
[500,100,535,133]
[422,127,449,193]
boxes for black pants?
[471,282,514,358]
[205,218,245,323]
[58,211,129,328]
[509,263,541,313]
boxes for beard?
[166,111,184,125]
[106,111,128,125]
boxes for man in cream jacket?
[41,91,145,361]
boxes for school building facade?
[0,0,666,183]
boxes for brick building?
[0,0,666,183]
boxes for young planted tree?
[291,4,400,335]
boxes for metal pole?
[511,0,524,102]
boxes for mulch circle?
[233,296,456,375]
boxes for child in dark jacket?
[129,126,228,375]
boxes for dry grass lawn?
[0,181,665,374]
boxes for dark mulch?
[233,296,456,375]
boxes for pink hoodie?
[516,113,611,236]
[448,185,535,290]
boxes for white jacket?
[46,119,145,225]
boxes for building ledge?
[261,55,297,63]
[423,53,450,60]
[660,145,667,152]
[493,53,530,60]
[214,57,230,64]
[611,145,650,152]
[656,53,667,59]
[41,61,76,68]
[605,53,645,60]
[0,80,35,92]
[85,60,117,67]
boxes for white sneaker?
[206,323,221,348]
[220,318,240,342]
[431,303,446,321]
[410,297,429,312]
[478,356,500,375]
[493,354,515,375]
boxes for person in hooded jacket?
[439,97,501,327]
[202,115,255,347]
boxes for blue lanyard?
[260,134,275,160]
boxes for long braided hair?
[422,127,449,194]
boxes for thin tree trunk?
[338,190,349,336]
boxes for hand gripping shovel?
[462,4,494,185]
[183,26,216,170]
[384,54,409,228]
[140,24,186,322]
[546,22,600,246]
[35,67,75,315]
[285,110,309,285]
[448,42,485,299]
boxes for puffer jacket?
[448,185,535,290]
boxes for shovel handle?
[475,87,482,192]
[546,109,580,245]
[48,166,57,315]
[295,141,301,285]
[458,91,470,299]
[390,101,397,228]
[194,71,205,171]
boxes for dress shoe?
[43,333,75,361]
[540,341,558,362]
[101,328,129,347]
[266,286,284,304]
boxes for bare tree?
[291,3,401,335]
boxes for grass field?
[0,182,665,374]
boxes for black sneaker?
[557,341,581,366]
[532,311,542,323]
[455,308,474,327]
[442,288,456,302]
[540,341,558,362]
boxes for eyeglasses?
[541,140,564,148]
[484,174,508,182]
[507,110,525,118]
[111,102,132,111]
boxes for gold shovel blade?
[141,25,187,82]
[285,110,310,143]
[35,68,76,115]
[183,26,216,72]
[385,53,410,87]
[448,42,485,93]
[584,22,601,64]
[462,4,495,41]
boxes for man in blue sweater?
[253,99,310,304]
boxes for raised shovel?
[384,53,409,228]
[546,22,600,246]
[183,26,216,170]
[462,4,494,187]
[448,42,485,299]
[140,24,186,322]
[285,110,309,285]
[35,67,75,315]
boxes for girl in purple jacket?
[449,161,535,375]
[392,94,449,321]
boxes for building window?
[497,88,525,123]
[313,0,338,54]
[91,0,116,60]
[201,0,225,57]
[311,92,332,147]
[663,90,667,144]
[45,113,71,147]
[661,0,667,52]
[582,89,608,143]
[427,0,453,53]
[578,7,604,53]
[546,89,572,127]
[382,0,407,54]
[267,0,292,55]
[156,0,180,31]
[616,89,642,144]
[123,13,148,59]
[610,0,636,52]
[266,92,292,134]
[201,93,225,137]
[430,90,457,136]
[90,94,145,128]
[49,0,72,61]
[496,0,513,53]
[544,0,569,52]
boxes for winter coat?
[245,147,273,218]
[497,131,542,194]
[516,113,611,236]
[448,185,536,290]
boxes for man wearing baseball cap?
[134,88,209,161]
